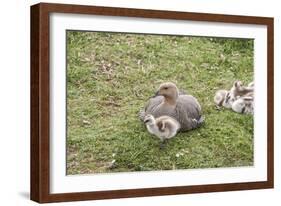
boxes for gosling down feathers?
[140,82,204,131]
[144,114,180,142]
[214,80,254,115]
[232,93,254,114]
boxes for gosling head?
[231,80,253,96]
[233,80,243,89]
[144,114,155,125]
[223,91,235,108]
[155,82,179,101]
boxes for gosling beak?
[144,119,149,124]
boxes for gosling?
[144,114,180,147]
[230,81,254,114]
[228,80,254,101]
[214,81,254,109]
[214,89,231,108]
[232,93,254,115]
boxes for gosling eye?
[163,87,168,90]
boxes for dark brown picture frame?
[31,2,274,203]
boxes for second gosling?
[144,114,181,145]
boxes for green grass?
[66,31,254,174]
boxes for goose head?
[144,114,156,126]
[155,82,179,103]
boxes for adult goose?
[140,82,204,131]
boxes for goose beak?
[153,90,160,97]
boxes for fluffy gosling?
[232,93,254,115]
[144,114,180,148]
[214,80,254,109]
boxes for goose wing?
[176,95,203,131]
[144,96,164,113]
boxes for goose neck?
[164,96,177,105]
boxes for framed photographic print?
[30,3,274,203]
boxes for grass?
[66,31,254,175]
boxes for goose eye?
[164,87,168,90]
